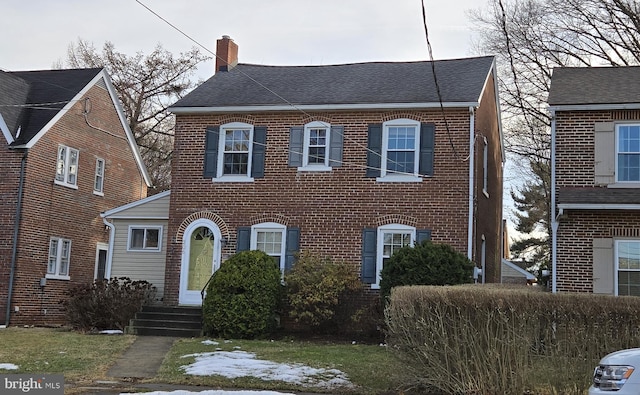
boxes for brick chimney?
[215,35,238,72]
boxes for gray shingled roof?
[548,66,640,106]
[172,56,495,109]
[0,68,102,145]
[558,187,640,205]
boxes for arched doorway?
[179,219,222,305]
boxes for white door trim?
[179,219,222,305]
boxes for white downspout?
[550,109,558,293]
[101,216,116,280]
[468,107,475,260]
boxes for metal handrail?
[201,272,216,301]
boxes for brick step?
[126,305,203,338]
[130,318,202,330]
[127,326,202,337]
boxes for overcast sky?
[2,0,488,79]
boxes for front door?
[179,220,221,305]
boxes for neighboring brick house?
[164,36,504,306]
[0,68,151,326]
[549,66,640,296]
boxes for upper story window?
[94,158,105,195]
[615,240,640,296]
[288,122,343,171]
[366,120,435,182]
[203,123,267,182]
[617,124,640,182]
[47,237,71,280]
[482,136,489,196]
[55,145,79,188]
[128,226,162,252]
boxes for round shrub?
[284,251,360,331]
[379,241,474,297]
[202,250,282,339]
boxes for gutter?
[550,110,558,293]
[5,150,27,327]
[468,106,475,261]
[101,216,116,280]
[169,101,480,114]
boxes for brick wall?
[165,102,503,304]
[554,109,640,293]
[1,82,147,325]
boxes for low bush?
[379,240,474,298]
[284,252,360,333]
[385,285,640,394]
[202,250,282,339]
[63,277,156,331]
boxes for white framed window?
[616,124,640,182]
[217,122,254,182]
[55,145,79,188]
[127,226,162,252]
[379,119,421,182]
[615,240,640,296]
[374,224,416,288]
[302,121,331,171]
[251,222,286,272]
[47,237,71,280]
[94,158,105,195]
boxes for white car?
[590,348,640,393]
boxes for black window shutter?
[366,124,382,177]
[361,228,377,283]
[416,229,432,245]
[236,227,251,252]
[329,126,344,167]
[203,127,220,178]
[419,123,435,176]
[284,227,300,272]
[251,126,267,178]
[288,126,304,167]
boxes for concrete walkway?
[106,335,177,378]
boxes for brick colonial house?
[0,68,151,326]
[158,36,504,307]
[549,66,640,295]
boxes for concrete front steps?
[126,305,202,337]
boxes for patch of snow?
[99,330,124,334]
[121,391,295,395]
[201,340,219,345]
[180,350,353,389]
[0,363,18,370]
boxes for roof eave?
[558,203,640,210]
[169,101,480,114]
[549,103,640,111]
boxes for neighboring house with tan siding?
[101,190,169,300]
[160,36,504,307]
[549,66,640,296]
[0,68,151,326]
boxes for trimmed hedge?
[202,250,282,339]
[385,285,640,394]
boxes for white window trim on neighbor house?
[55,144,79,189]
[47,237,71,280]
[94,157,105,196]
[378,119,422,183]
[616,123,640,183]
[483,136,489,197]
[250,222,287,272]
[614,239,640,296]
[373,224,416,289]
[300,121,331,172]
[127,225,162,252]
[216,122,254,182]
